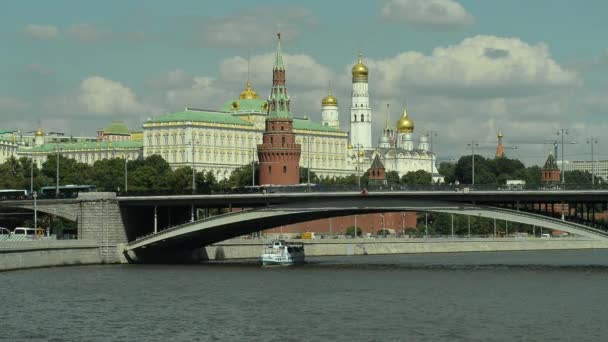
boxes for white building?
[349,52,372,150]
[561,160,608,182]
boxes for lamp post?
[252,147,256,186]
[307,135,312,190]
[55,146,61,197]
[354,144,363,189]
[428,131,438,184]
[30,159,34,196]
[587,137,598,186]
[467,141,479,185]
[191,139,197,194]
[33,191,38,239]
[557,129,568,185]
[123,154,129,192]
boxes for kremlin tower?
[349,52,372,149]
[257,34,301,185]
[495,130,505,158]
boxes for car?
[540,233,551,239]
[12,227,37,237]
[0,227,10,235]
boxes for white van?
[540,233,551,239]
[12,227,37,238]
[0,227,10,235]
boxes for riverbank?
[204,237,608,260]
[0,240,126,272]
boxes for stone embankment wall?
[0,240,126,272]
[205,237,608,260]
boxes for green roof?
[293,117,342,133]
[222,99,268,113]
[0,130,16,135]
[104,122,130,135]
[20,140,142,153]
[147,110,253,126]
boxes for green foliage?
[564,170,592,185]
[386,171,400,185]
[438,162,456,184]
[219,163,258,189]
[344,225,361,237]
[299,167,319,184]
[401,170,431,185]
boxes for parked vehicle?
[12,227,37,238]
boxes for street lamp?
[557,129,568,185]
[190,139,198,194]
[428,131,438,184]
[251,147,256,186]
[587,136,598,186]
[307,135,313,190]
[33,191,38,239]
[467,141,479,185]
[55,146,61,197]
[353,144,363,189]
[29,159,34,196]
[123,154,128,193]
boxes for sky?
[2,0,608,165]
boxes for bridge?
[2,190,608,262]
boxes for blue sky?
[2,0,608,164]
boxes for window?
[268,166,272,174]
[354,115,357,121]
[283,165,287,173]
[282,137,285,144]
[361,115,364,122]
[271,137,274,144]
[281,126,284,131]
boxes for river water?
[2,250,608,342]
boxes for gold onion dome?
[396,108,414,133]
[239,81,259,100]
[322,91,338,106]
[498,130,504,138]
[35,128,44,137]
[352,52,369,79]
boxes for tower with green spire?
[258,33,301,185]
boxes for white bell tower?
[349,52,372,149]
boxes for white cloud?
[365,35,580,98]
[77,76,154,116]
[145,69,194,90]
[23,24,60,40]
[193,7,315,48]
[67,24,107,42]
[381,0,474,29]
[0,97,30,111]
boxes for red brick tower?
[541,152,561,183]
[367,154,387,186]
[258,33,301,185]
[495,130,505,158]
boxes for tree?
[128,155,172,190]
[299,167,319,184]
[564,170,592,185]
[439,162,456,184]
[89,158,127,191]
[345,226,361,237]
[401,170,431,185]
[385,171,400,185]
[220,163,259,190]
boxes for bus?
[0,189,29,200]
[39,185,96,198]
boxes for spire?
[495,130,505,158]
[384,104,390,130]
[268,33,290,118]
[274,32,284,70]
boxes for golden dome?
[35,128,44,137]
[239,81,259,100]
[351,52,369,80]
[498,130,504,139]
[348,144,353,149]
[322,91,338,106]
[358,150,365,157]
[396,108,414,133]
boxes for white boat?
[261,240,305,266]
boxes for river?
[2,250,608,341]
